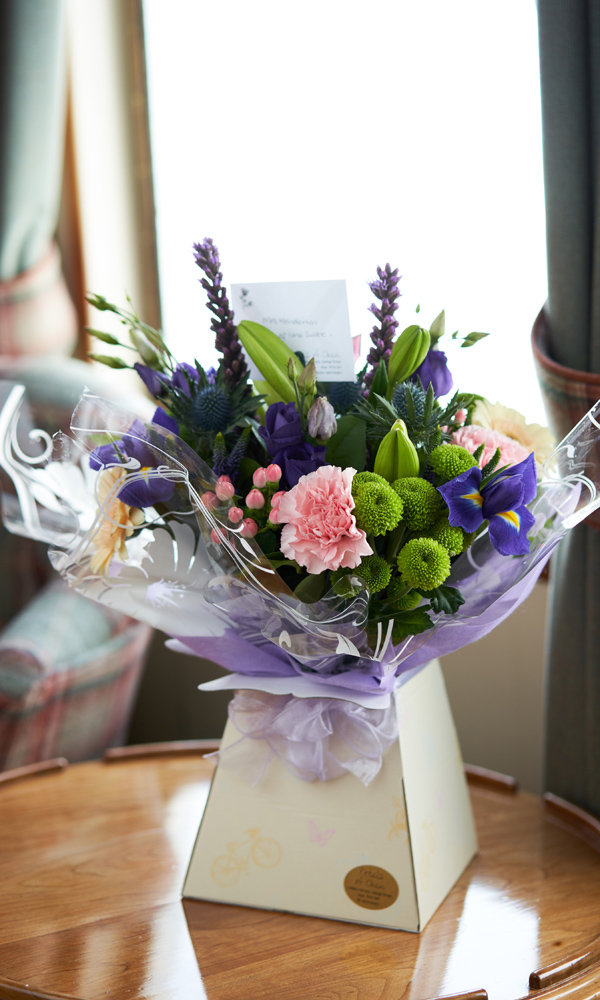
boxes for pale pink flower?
[278,465,372,574]
[452,425,530,469]
[471,400,555,470]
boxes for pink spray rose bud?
[215,476,235,501]
[266,463,282,483]
[267,508,280,525]
[455,408,467,425]
[246,489,265,510]
[240,517,258,537]
[210,527,223,544]
[252,467,268,488]
[270,490,286,510]
[307,397,337,439]
[201,491,219,510]
[228,506,244,523]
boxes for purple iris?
[259,402,305,455]
[412,348,453,398]
[437,452,537,556]
[274,441,328,489]
[89,418,176,508]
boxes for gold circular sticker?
[343,865,399,910]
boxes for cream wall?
[441,581,549,794]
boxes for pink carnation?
[452,425,530,468]
[278,465,372,574]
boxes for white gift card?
[230,279,355,382]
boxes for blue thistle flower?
[328,381,361,413]
[192,385,231,432]
[392,382,426,425]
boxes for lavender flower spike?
[364,264,402,391]
[193,239,250,393]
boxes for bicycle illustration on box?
[210,828,282,887]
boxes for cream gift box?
[183,659,477,931]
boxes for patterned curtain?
[535,0,600,815]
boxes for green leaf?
[416,585,465,615]
[461,331,490,348]
[369,359,389,401]
[325,415,366,471]
[388,607,434,640]
[266,557,302,573]
[256,530,280,554]
[294,571,327,603]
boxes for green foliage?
[415,584,465,615]
[294,572,327,604]
[325,415,366,471]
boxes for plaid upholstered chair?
[0,358,154,770]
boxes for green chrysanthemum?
[386,577,422,610]
[425,515,465,557]
[429,444,477,484]
[397,537,451,590]
[356,554,392,594]
[390,477,441,531]
[353,481,404,536]
[351,471,387,496]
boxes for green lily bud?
[387,325,431,397]
[374,418,420,481]
[238,320,302,404]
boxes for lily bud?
[387,325,431,397]
[307,397,337,439]
[374,419,419,481]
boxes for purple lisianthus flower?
[151,406,179,435]
[412,348,453,398]
[259,402,304,456]
[89,418,176,508]
[171,362,199,396]
[274,441,328,489]
[437,452,537,556]
[134,363,167,397]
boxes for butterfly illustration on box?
[308,820,335,847]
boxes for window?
[144,0,547,422]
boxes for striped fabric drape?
[0,0,77,357]
[536,0,600,815]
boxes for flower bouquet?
[0,239,597,930]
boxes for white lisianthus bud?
[307,397,337,439]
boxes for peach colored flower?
[451,425,530,469]
[471,400,555,469]
[278,465,372,574]
[90,467,145,575]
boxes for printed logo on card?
[343,865,399,910]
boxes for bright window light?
[143,0,547,424]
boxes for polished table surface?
[1,750,600,1000]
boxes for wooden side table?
[1,748,600,1000]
